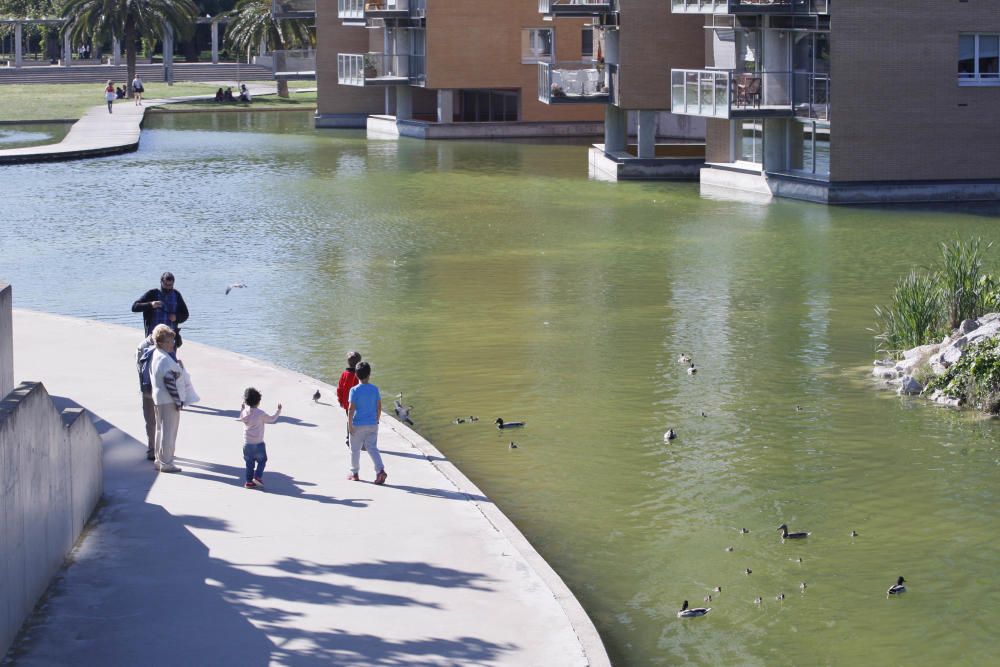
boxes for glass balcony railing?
[271,0,315,19]
[538,61,611,104]
[539,0,614,17]
[670,68,829,119]
[269,49,316,78]
[338,53,415,86]
[338,0,363,21]
[670,0,828,14]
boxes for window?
[581,28,594,61]
[738,119,762,165]
[457,90,519,122]
[522,28,553,64]
[959,33,1000,84]
[788,120,830,178]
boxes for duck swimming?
[664,428,677,441]
[778,523,810,540]
[887,576,906,595]
[677,600,710,618]
[495,418,525,429]
[677,353,691,364]
[687,364,697,375]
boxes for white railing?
[671,68,828,119]
[538,61,610,103]
[338,52,413,86]
[338,0,363,20]
[539,0,613,13]
[671,0,828,13]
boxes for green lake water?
[3,111,1000,666]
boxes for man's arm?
[131,289,158,313]
[174,291,190,325]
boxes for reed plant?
[873,270,943,355]
[937,237,993,329]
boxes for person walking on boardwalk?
[136,324,172,461]
[151,326,184,473]
[132,75,145,106]
[104,80,115,113]
[337,351,362,448]
[239,387,282,489]
[132,272,190,347]
[347,361,387,485]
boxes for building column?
[63,32,72,67]
[14,23,22,68]
[396,85,413,121]
[637,110,656,158]
[604,105,627,153]
[112,37,121,66]
[162,23,174,84]
[437,89,454,123]
[211,21,219,64]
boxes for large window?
[738,119,763,165]
[959,33,1000,84]
[457,90,519,123]
[522,28,553,64]
[788,120,830,178]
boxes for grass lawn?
[0,80,315,122]
[150,88,316,113]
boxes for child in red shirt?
[336,351,362,447]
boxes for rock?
[959,318,979,334]
[898,376,923,395]
[965,320,1000,347]
[872,367,898,380]
[941,344,965,365]
[978,312,1000,325]
[930,359,949,376]
[873,359,894,367]
[903,343,940,360]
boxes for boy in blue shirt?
[347,362,387,485]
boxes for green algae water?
[4,111,1000,666]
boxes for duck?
[778,523,810,540]
[850,530,859,537]
[745,568,753,576]
[887,576,906,595]
[677,600,710,618]
[664,428,677,442]
[508,441,518,450]
[754,596,763,605]
[776,593,785,601]
[740,527,750,534]
[677,353,691,364]
[468,416,479,422]
[703,595,713,604]
[712,586,722,593]
[687,364,698,375]
[799,582,807,591]
[701,411,708,418]
[725,546,734,552]
[495,418,525,429]
[453,417,466,424]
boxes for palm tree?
[61,0,197,97]
[225,0,311,98]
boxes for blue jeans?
[243,442,267,482]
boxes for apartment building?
[670,0,1000,204]
[314,0,604,139]
[537,0,707,180]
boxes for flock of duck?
[677,524,908,618]
[667,354,908,620]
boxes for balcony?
[271,0,315,19]
[338,0,363,22]
[670,0,828,14]
[268,49,316,80]
[538,62,611,104]
[670,69,829,119]
[338,53,413,86]
[364,0,413,20]
[539,0,614,18]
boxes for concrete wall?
[315,0,386,123]
[0,284,11,400]
[0,382,103,657]
[833,0,1000,182]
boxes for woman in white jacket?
[151,326,185,472]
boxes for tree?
[61,0,198,96]
[224,0,310,97]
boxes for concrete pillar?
[211,22,219,64]
[0,283,12,400]
[637,110,656,158]
[162,23,174,84]
[604,105,627,153]
[258,37,267,58]
[14,23,22,68]
[63,32,72,67]
[396,85,413,120]
[112,37,121,66]
[436,89,454,123]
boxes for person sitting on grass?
[238,83,252,103]
[224,86,235,102]
[215,87,224,103]
[115,86,126,99]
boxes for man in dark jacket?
[132,272,190,345]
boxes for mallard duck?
[677,600,710,618]
[887,576,906,595]
[453,417,466,424]
[778,523,810,539]
[754,596,763,605]
[776,593,785,601]
[740,527,750,534]
[664,428,677,441]
[745,568,753,576]
[495,418,525,429]
[850,530,859,537]
[687,364,698,375]
[508,441,518,450]
[725,546,734,552]
[712,586,722,593]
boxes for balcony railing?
[364,0,412,19]
[268,49,316,79]
[671,0,828,14]
[272,0,315,18]
[338,0,363,21]
[338,53,414,86]
[539,0,613,17]
[538,61,611,104]
[670,69,830,119]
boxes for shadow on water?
[8,410,518,666]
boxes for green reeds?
[873,270,943,355]
[938,237,992,329]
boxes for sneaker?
[253,477,264,487]
[245,482,255,488]
[374,470,387,486]
[159,464,182,473]
[347,473,360,481]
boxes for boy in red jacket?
[337,351,362,448]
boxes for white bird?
[677,600,710,618]
[394,394,414,425]
[225,282,247,295]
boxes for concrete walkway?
[6,310,609,666]
[0,84,277,164]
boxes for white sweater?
[151,348,184,406]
